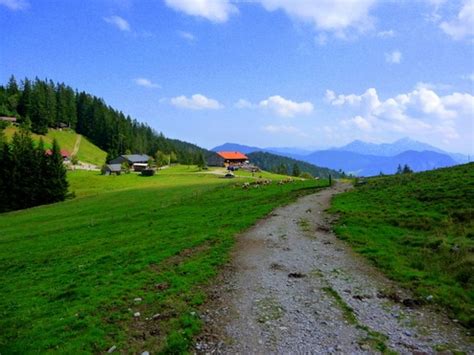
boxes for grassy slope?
[4,126,106,166]
[330,163,474,328]
[0,166,326,353]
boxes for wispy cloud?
[255,0,377,38]
[439,0,474,41]
[385,50,402,64]
[234,99,255,109]
[103,15,131,32]
[178,31,195,41]
[262,124,308,137]
[259,95,313,117]
[170,94,223,110]
[134,78,160,89]
[0,0,29,10]
[377,29,395,38]
[164,0,238,23]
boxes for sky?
[1,0,473,154]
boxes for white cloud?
[259,95,313,117]
[440,0,474,40]
[385,50,402,64]
[262,124,307,137]
[376,29,395,38]
[234,99,255,109]
[134,78,160,89]
[170,94,223,110]
[255,0,377,35]
[326,86,474,142]
[315,33,328,45]
[103,15,131,31]
[462,73,474,81]
[0,0,29,10]
[164,0,238,23]
[178,31,195,41]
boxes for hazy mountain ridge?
[303,150,456,176]
[212,138,465,176]
[332,137,468,163]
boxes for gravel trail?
[196,183,473,354]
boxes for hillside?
[247,151,342,178]
[0,77,208,164]
[330,163,474,328]
[4,126,106,166]
[0,166,325,353]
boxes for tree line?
[0,126,68,212]
[0,75,208,164]
[246,151,342,178]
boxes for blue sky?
[1,0,473,154]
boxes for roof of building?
[45,149,70,158]
[123,154,150,163]
[106,164,122,172]
[217,151,248,160]
[0,116,17,122]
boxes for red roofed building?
[45,149,71,160]
[217,151,248,166]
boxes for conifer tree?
[292,163,301,177]
[0,128,11,212]
[17,78,32,120]
[47,139,68,203]
[10,128,38,209]
[197,152,207,170]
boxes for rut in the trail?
[195,183,473,354]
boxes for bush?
[300,172,313,179]
[141,168,155,176]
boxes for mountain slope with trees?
[0,76,208,164]
[247,151,343,178]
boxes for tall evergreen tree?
[292,163,301,177]
[17,78,32,120]
[6,75,19,114]
[46,139,68,203]
[0,128,12,212]
[10,128,38,209]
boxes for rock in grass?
[107,345,117,353]
[141,352,150,355]
[134,312,141,317]
[134,297,142,302]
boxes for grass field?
[0,166,326,353]
[4,126,106,166]
[330,163,474,328]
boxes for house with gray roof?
[109,154,151,172]
[103,164,122,175]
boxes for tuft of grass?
[0,166,327,353]
[297,218,312,234]
[322,286,394,353]
[330,163,474,329]
[322,287,357,324]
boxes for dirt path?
[72,134,81,156]
[196,183,473,354]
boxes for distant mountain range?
[212,138,468,176]
[331,138,469,163]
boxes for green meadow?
[0,166,324,353]
[330,163,474,329]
